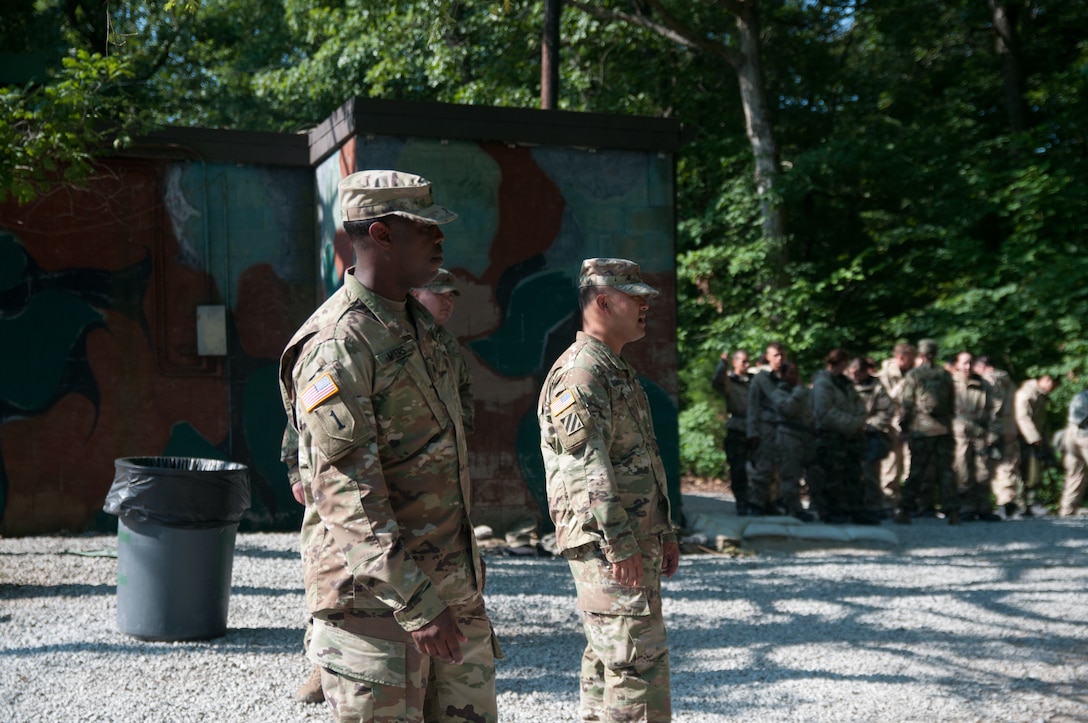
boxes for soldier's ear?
[368,220,394,248]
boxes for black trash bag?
[104,456,251,529]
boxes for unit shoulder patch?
[552,387,591,452]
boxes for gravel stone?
[2,492,1087,722]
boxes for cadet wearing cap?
[279,170,499,723]
[411,269,474,432]
[537,258,679,722]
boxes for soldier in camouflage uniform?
[1015,374,1059,515]
[538,258,680,723]
[772,362,816,521]
[951,351,1002,521]
[895,339,960,525]
[877,343,916,509]
[812,348,875,524]
[411,268,475,433]
[973,356,1022,518]
[1059,390,1088,516]
[711,349,752,515]
[279,171,499,723]
[849,357,895,517]
[747,343,788,515]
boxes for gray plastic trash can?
[104,456,250,641]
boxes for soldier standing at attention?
[895,339,959,525]
[878,343,916,511]
[951,351,1002,521]
[748,342,788,515]
[711,349,752,515]
[538,258,680,723]
[279,171,499,723]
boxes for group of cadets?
[713,339,1088,525]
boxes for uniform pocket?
[308,618,405,687]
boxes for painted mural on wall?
[317,136,681,534]
[0,160,316,535]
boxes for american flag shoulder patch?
[551,389,576,417]
[301,373,339,412]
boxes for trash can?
[104,456,250,641]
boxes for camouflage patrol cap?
[578,258,659,299]
[918,338,939,356]
[339,170,457,225]
[423,268,460,295]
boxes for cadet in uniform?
[1059,390,1088,516]
[279,170,499,723]
[973,356,1021,518]
[711,349,752,515]
[895,339,959,525]
[772,362,816,521]
[1016,373,1059,515]
[411,268,475,432]
[747,343,788,515]
[951,351,1002,521]
[538,258,680,723]
[849,357,895,518]
[878,343,916,510]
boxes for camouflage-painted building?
[0,98,683,536]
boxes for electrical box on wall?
[196,305,228,356]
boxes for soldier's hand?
[410,608,466,665]
[290,480,305,506]
[612,554,644,588]
[661,541,680,579]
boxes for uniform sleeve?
[711,359,728,398]
[452,346,475,434]
[280,425,302,487]
[294,339,447,632]
[773,384,803,420]
[549,368,639,563]
[747,375,763,438]
[868,386,895,433]
[813,377,864,435]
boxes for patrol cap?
[423,268,460,295]
[578,258,659,299]
[339,170,457,225]
[918,338,938,356]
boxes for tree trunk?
[988,0,1029,134]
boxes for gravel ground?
[2,491,1088,722]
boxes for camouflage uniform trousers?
[723,429,750,511]
[567,536,670,723]
[813,432,865,518]
[861,432,891,513]
[1060,426,1088,516]
[954,433,994,515]
[902,434,957,513]
[312,603,498,723]
[775,427,814,513]
[748,421,779,511]
[879,434,910,509]
[990,433,1022,507]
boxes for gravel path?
[2,492,1087,722]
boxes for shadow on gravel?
[232,547,300,561]
[0,626,304,658]
[0,583,113,599]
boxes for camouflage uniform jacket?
[747,369,784,438]
[877,358,910,433]
[278,267,480,632]
[813,369,866,436]
[854,377,895,435]
[773,382,814,437]
[435,324,475,433]
[984,369,1018,441]
[899,361,955,437]
[1015,379,1050,445]
[954,373,1000,444]
[538,332,676,563]
[711,360,750,433]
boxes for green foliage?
[4,0,1088,481]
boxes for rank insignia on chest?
[301,372,339,412]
